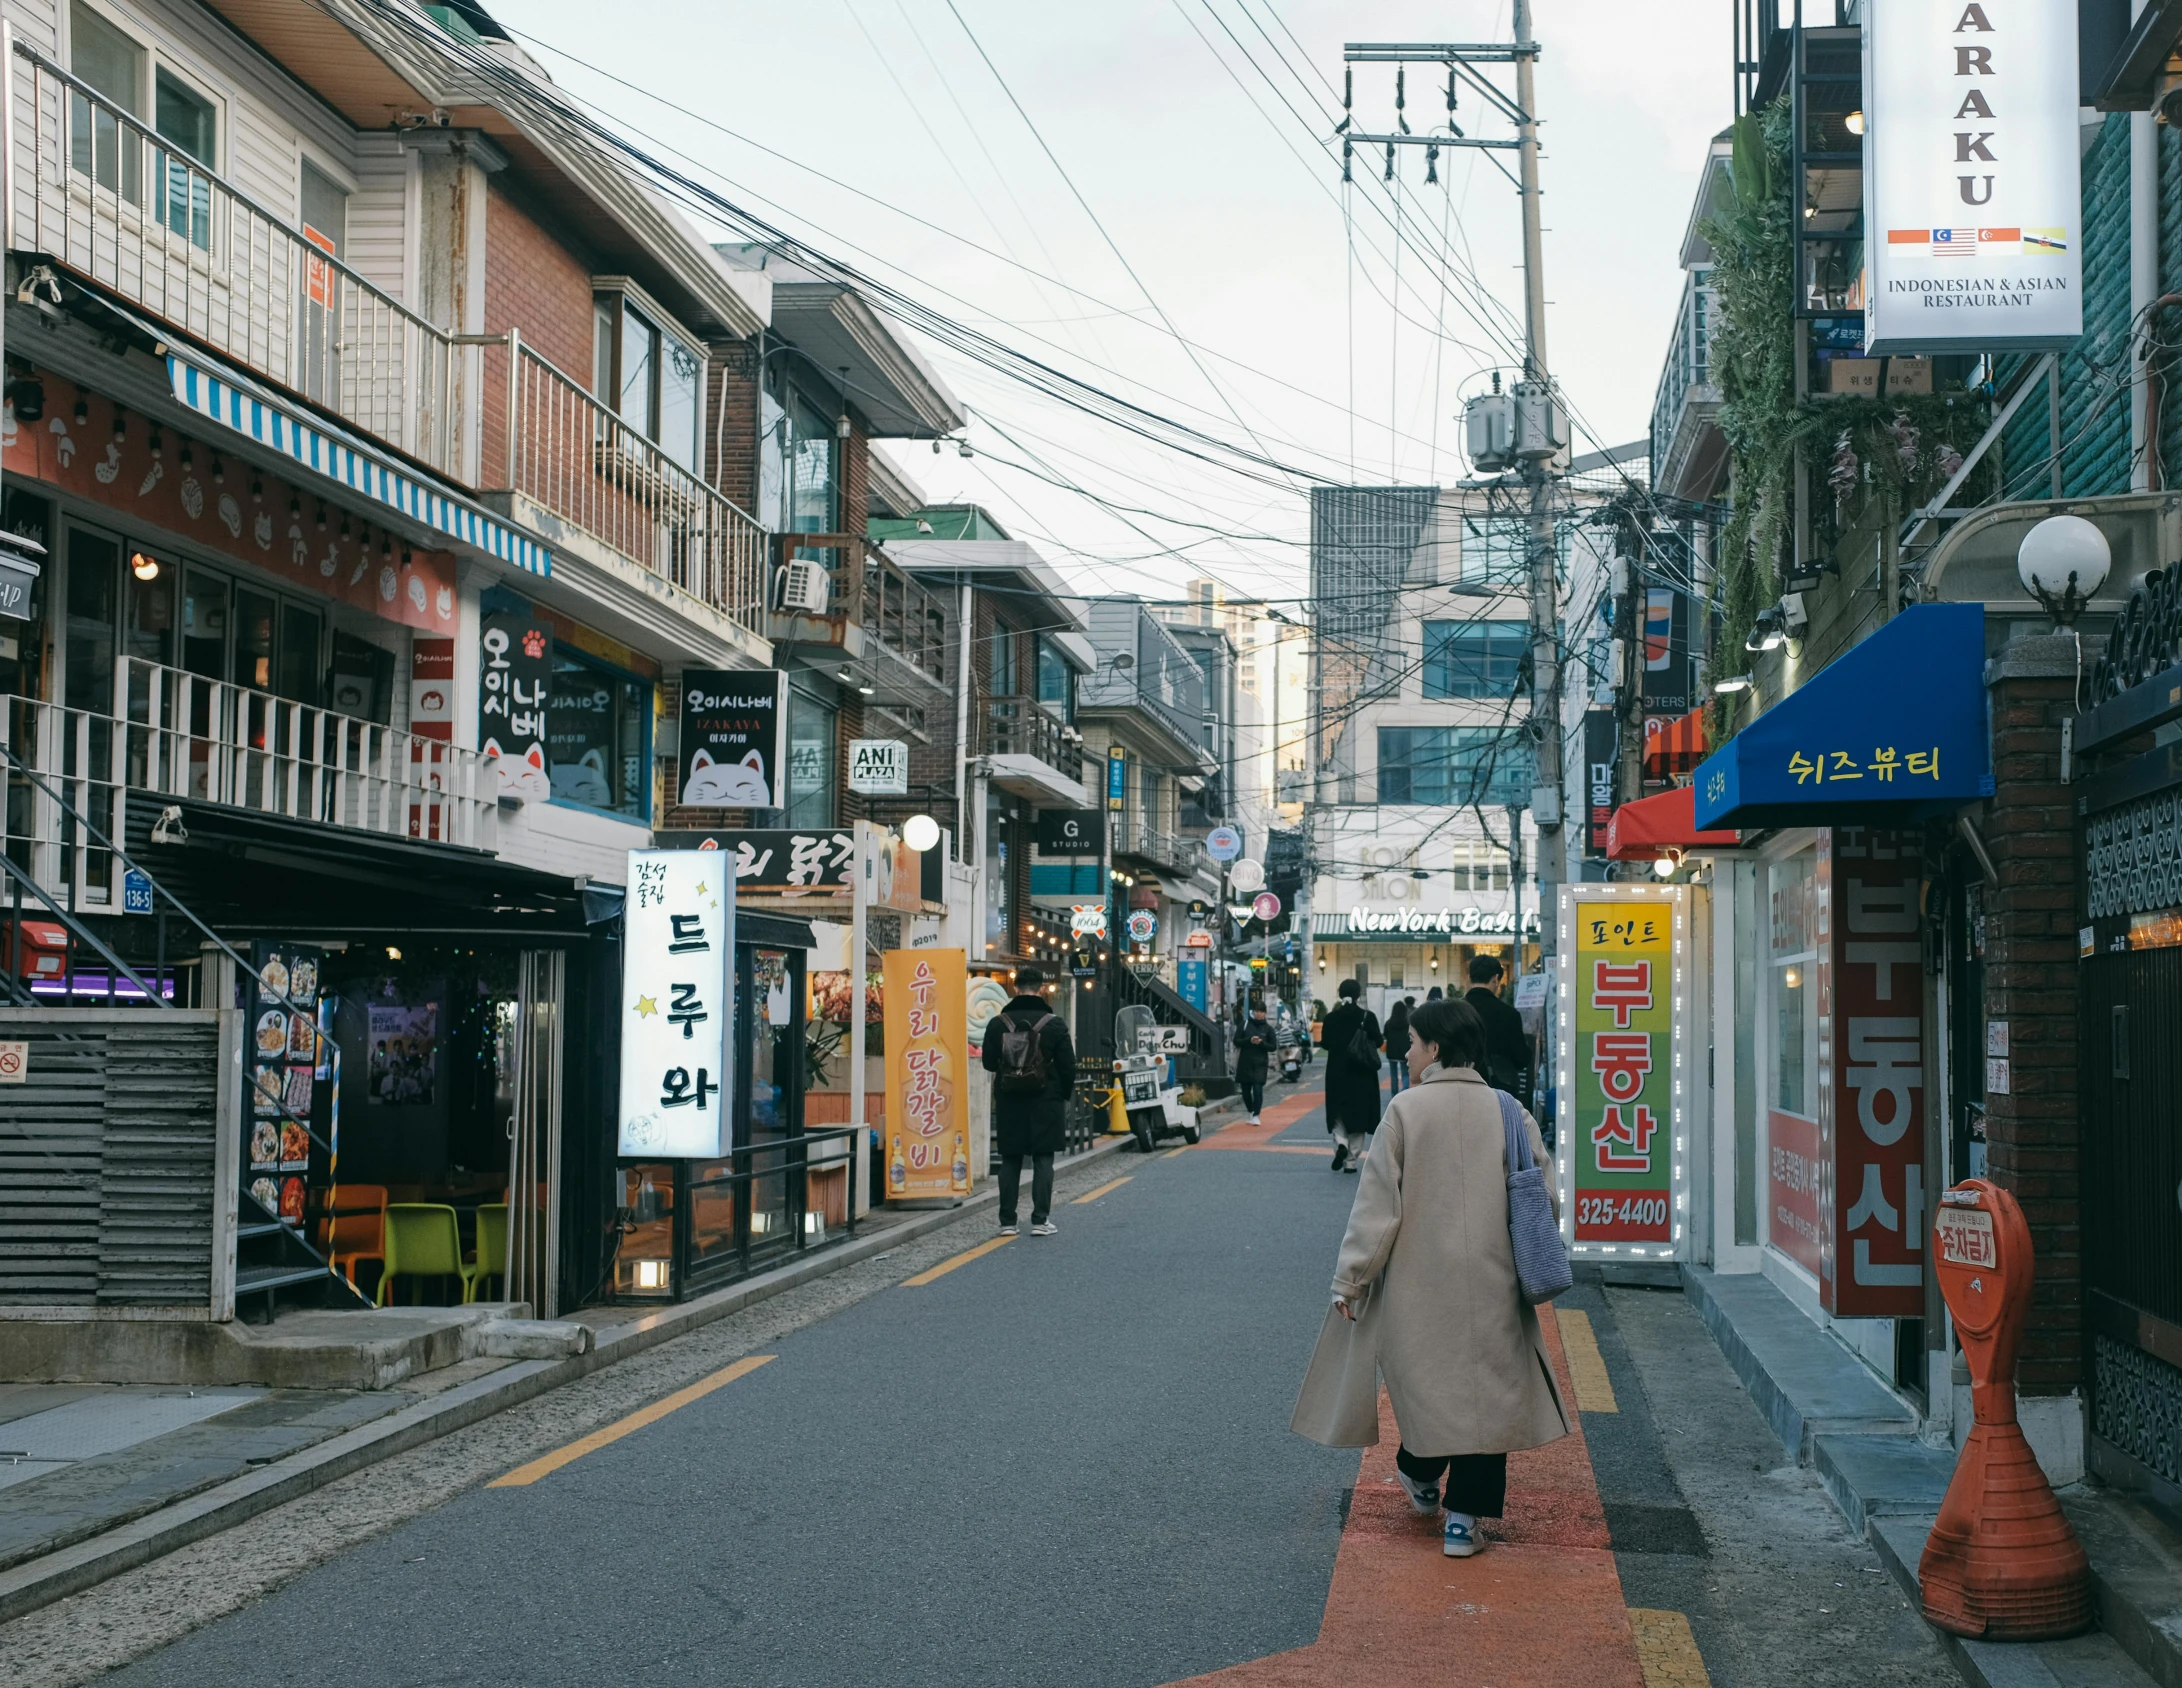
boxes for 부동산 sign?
[618,851,734,1158]
[1567,892,1678,1255]
[1862,0,2082,353]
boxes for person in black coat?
[1317,977,1382,1173]
[1234,1000,1275,1122]
[979,969,1076,1235]
[1383,997,1414,1096]
[1464,955,1533,1104]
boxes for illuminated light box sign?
[1556,885,1690,1262]
[1862,0,2082,352]
[618,851,735,1159]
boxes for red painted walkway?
[1172,1108,1647,1686]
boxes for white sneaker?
[1030,1221,1058,1236]
[1443,1513,1483,1557]
[998,1223,1020,1236]
[1394,1469,1439,1516]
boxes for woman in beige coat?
[1291,995,1568,1557]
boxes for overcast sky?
[496,0,1725,602]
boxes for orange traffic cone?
[1918,1180,2091,1640]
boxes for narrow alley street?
[6,1075,1957,1688]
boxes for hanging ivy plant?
[1699,99,1993,727]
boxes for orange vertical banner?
[883,948,970,1200]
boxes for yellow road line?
[900,1234,1013,1286]
[1629,1608,1710,1687]
[490,1354,775,1488]
[1558,1308,1620,1413]
[1071,1175,1134,1204]
[1162,1146,1191,1158]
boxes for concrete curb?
[0,1135,1131,1626]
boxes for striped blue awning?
[165,355,549,578]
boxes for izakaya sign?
[1862,0,2082,352]
[618,851,735,1158]
[1560,887,1685,1260]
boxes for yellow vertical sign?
[883,949,970,1199]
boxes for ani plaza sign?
[1862,0,2081,353]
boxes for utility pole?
[1344,6,1562,1045]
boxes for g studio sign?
[1347,905,1542,937]
[1863,0,2081,354]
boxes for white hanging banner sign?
[618,850,736,1158]
[1862,0,2082,353]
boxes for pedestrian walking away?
[1383,996,1414,1096]
[1290,995,1570,1559]
[1316,978,1382,1173]
[1464,955,1533,1104]
[980,968,1075,1236]
[1234,998,1275,1122]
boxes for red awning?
[1643,706,1708,780]
[1606,783,1741,862]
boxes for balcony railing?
[0,660,490,911]
[862,548,950,684]
[12,44,463,476]
[978,696,1084,783]
[1649,273,1722,499]
[1112,816,1201,877]
[503,336,767,638]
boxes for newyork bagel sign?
[1345,906,1542,936]
[1862,1,2080,354]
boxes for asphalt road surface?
[20,1071,1958,1687]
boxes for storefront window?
[1035,637,1072,721]
[1770,853,1817,1116]
[785,683,835,828]
[546,648,650,821]
[64,529,117,714]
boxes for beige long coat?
[1295,1064,1570,1456]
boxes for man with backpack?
[980,967,1076,1236]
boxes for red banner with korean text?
[882,948,970,1200]
[1822,828,1925,1316]
[1766,847,1826,1278]
[1571,896,1675,1246]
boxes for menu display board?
[243,942,327,1228]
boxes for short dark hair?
[1337,977,1361,1000]
[1408,996,1486,1069]
[1469,954,1505,984]
[1015,966,1045,990]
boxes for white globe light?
[902,813,942,852]
[2017,514,2111,602]
[1652,854,1678,879]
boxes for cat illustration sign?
[678,669,788,810]
[478,613,552,805]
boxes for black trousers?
[1238,1077,1265,1115]
[999,1152,1054,1225]
[1394,1447,1508,1518]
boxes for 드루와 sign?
[676,669,788,810]
[846,738,908,796]
[1862,0,2082,353]
[478,614,551,805]
[1569,896,1676,1251]
[883,948,970,1200]
[618,851,735,1159]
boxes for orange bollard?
[1918,1179,2091,1640]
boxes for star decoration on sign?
[695,880,708,896]
[634,995,658,1018]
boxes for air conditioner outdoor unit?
[776,558,830,615]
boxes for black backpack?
[996,1010,1056,1095]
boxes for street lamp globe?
[2017,514,2110,627]
[902,813,942,852]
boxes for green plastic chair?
[376,1204,476,1306]
[469,1203,509,1301]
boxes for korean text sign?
[1822,829,1925,1316]
[1572,898,1675,1248]
[882,948,969,1199]
[479,614,551,804]
[676,669,788,810]
[618,851,735,1158]
[1862,0,2082,352]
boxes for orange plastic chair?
[323,1183,389,1291]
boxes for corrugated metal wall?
[0,1012,225,1308]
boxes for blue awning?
[1691,604,1993,831]
[164,354,550,579]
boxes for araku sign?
[1863,0,2082,352]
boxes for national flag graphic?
[2024,227,2068,255]
[1976,227,2022,256]
[1930,228,1978,258]
[1887,228,1930,246]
